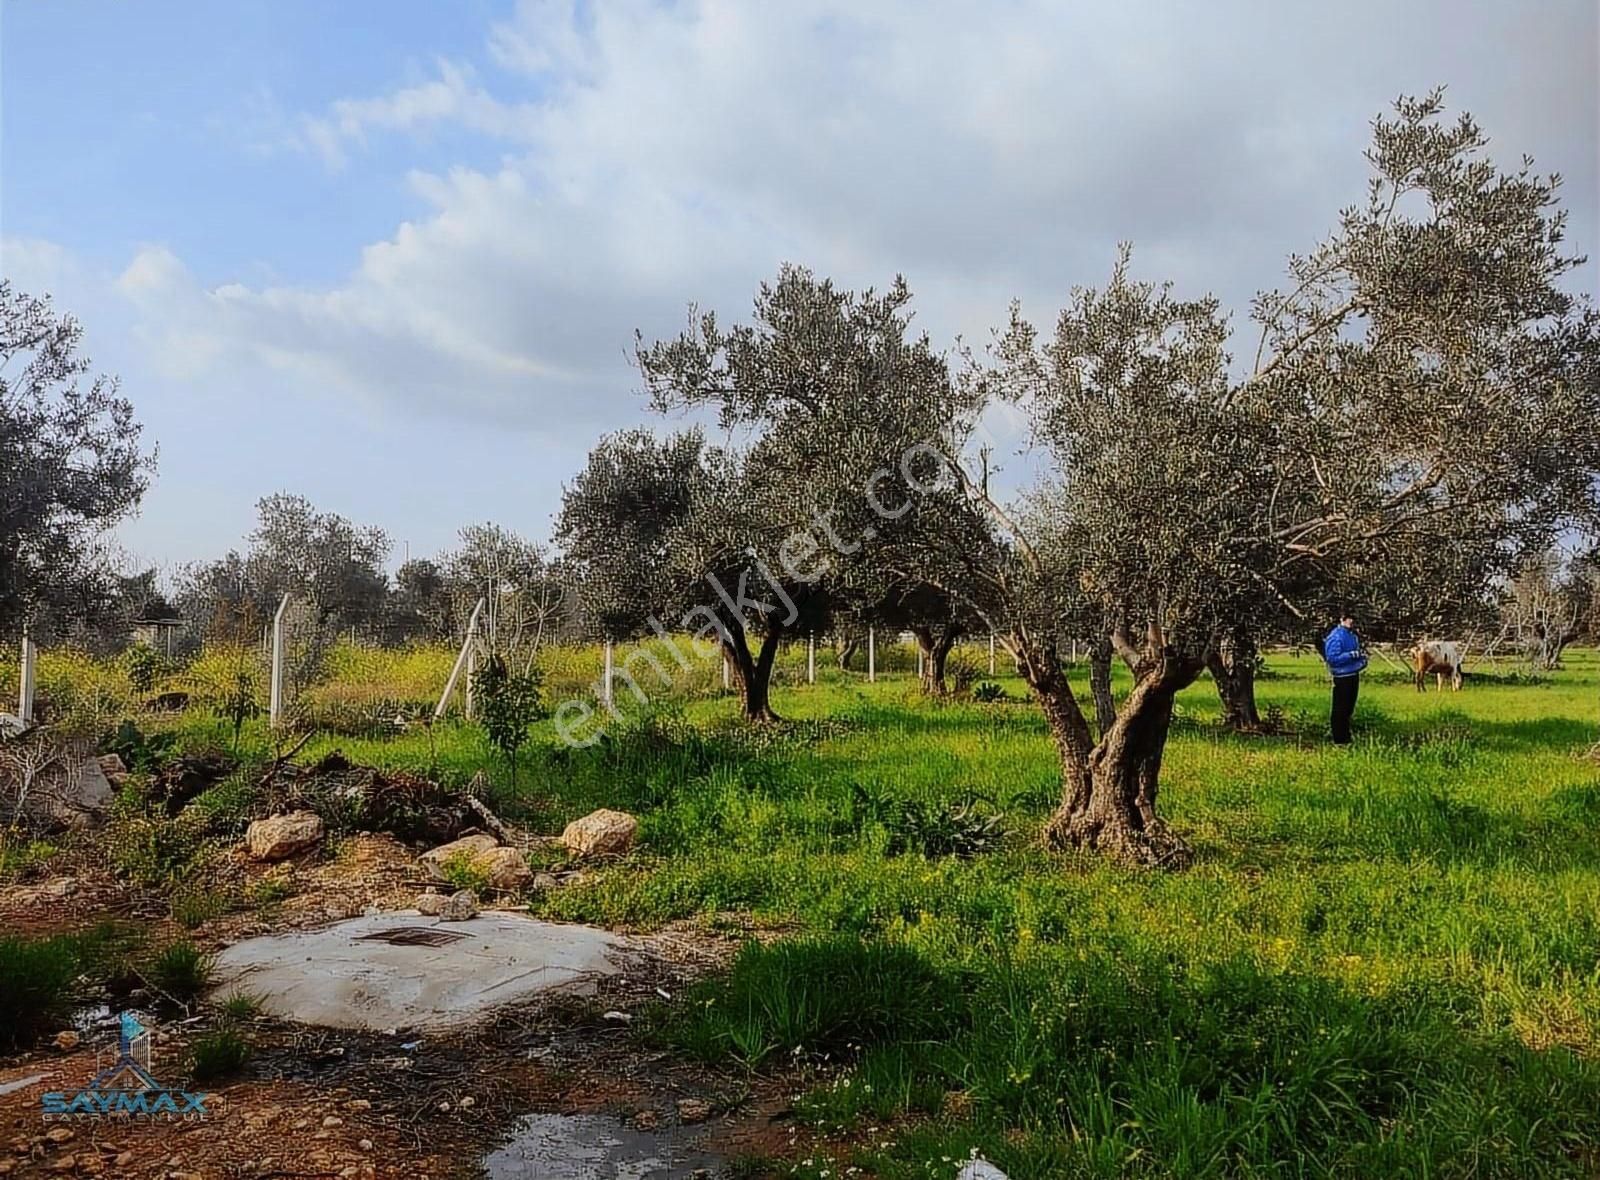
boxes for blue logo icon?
[41,1012,209,1120]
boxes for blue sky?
[3,0,1596,577]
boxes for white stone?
[415,890,478,920]
[246,811,324,861]
[560,809,638,857]
[420,833,499,877]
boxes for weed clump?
[148,940,213,1001]
[188,1026,251,1080]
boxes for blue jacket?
[1322,625,1368,678]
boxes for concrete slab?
[482,1113,724,1179]
[210,912,644,1031]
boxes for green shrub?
[107,806,217,888]
[103,719,178,772]
[852,785,1005,858]
[188,1027,251,1080]
[0,837,59,880]
[171,886,233,929]
[119,645,168,696]
[246,874,295,907]
[946,654,982,695]
[437,849,491,892]
[148,940,213,1001]
[0,933,81,1048]
[972,681,1007,702]
[472,653,544,784]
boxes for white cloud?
[299,59,538,169]
[91,0,1600,440]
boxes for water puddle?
[482,1113,725,1179]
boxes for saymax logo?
[41,1012,208,1120]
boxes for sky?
[2,0,1596,577]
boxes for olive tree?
[0,283,154,638]
[559,429,830,719]
[560,268,965,720]
[915,93,1599,865]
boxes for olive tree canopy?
[559,267,966,719]
[1,283,154,638]
[907,93,1600,865]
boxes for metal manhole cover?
[355,926,472,947]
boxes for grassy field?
[11,645,1600,1177]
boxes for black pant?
[1331,675,1360,744]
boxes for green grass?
[187,1026,252,1080]
[0,932,83,1048]
[145,645,1600,1176]
[215,990,264,1020]
[148,939,214,1001]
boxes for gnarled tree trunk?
[911,624,961,695]
[1018,636,1196,868]
[1207,626,1261,731]
[1088,635,1116,738]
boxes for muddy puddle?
[482,1112,726,1178]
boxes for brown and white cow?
[1409,640,1465,691]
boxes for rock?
[51,1030,80,1052]
[420,834,499,878]
[560,809,638,857]
[676,1097,713,1123]
[531,872,561,892]
[48,1155,74,1172]
[420,834,532,892]
[415,890,477,920]
[344,1099,371,1112]
[358,1139,373,1152]
[246,811,325,861]
[0,712,28,739]
[96,753,128,785]
[477,846,532,891]
[632,1109,659,1130]
[113,1155,133,1169]
[458,1095,476,1109]
[44,1129,73,1144]
[321,1116,343,1128]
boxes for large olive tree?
[915,93,1599,865]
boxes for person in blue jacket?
[1321,613,1368,745]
